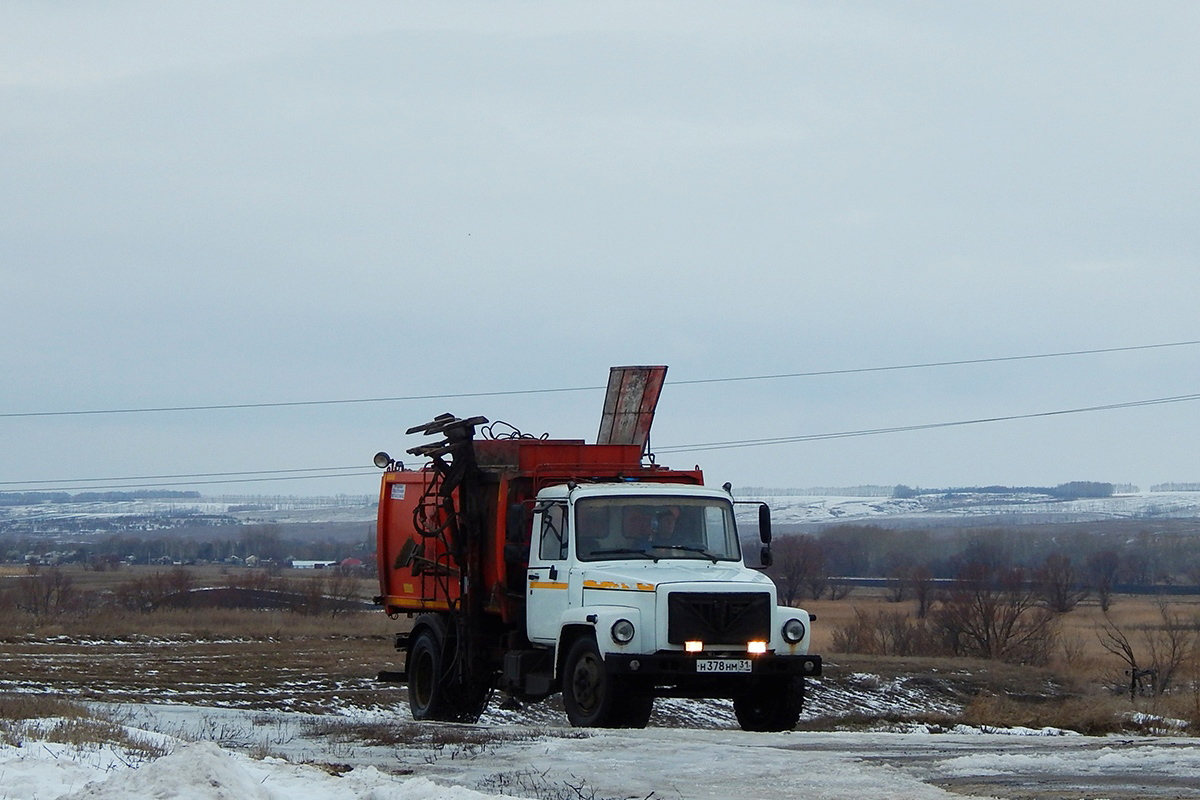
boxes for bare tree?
[909,565,936,619]
[1097,602,1198,698]
[885,561,912,603]
[1037,552,1088,614]
[15,567,78,620]
[1086,550,1121,612]
[932,561,1056,664]
[769,536,825,605]
[112,567,197,612]
[1145,601,1196,695]
[323,566,363,618]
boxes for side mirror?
[760,545,773,568]
[758,503,772,544]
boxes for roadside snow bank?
[2,741,505,800]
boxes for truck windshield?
[574,497,741,562]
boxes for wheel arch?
[410,612,450,643]
[555,623,595,681]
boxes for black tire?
[408,620,492,723]
[564,636,641,727]
[733,677,803,732]
[408,627,452,721]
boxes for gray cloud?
[3,3,1199,494]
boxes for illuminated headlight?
[747,640,767,655]
[782,618,807,644]
[610,619,636,645]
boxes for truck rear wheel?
[408,627,451,721]
[733,676,803,732]
[562,637,649,728]
[408,621,492,722]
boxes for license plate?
[695,658,752,674]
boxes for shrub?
[961,694,1126,735]
[831,608,945,657]
[112,568,196,612]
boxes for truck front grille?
[667,592,771,645]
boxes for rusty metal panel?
[596,365,667,449]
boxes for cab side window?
[538,503,568,561]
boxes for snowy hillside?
[736,490,1200,527]
[7,489,1200,534]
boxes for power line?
[667,339,1200,386]
[656,391,1200,454]
[0,465,371,487]
[0,385,601,419]
[3,338,1198,420]
[2,470,380,493]
[8,389,1199,492]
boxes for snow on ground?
[0,739,498,800]
[0,495,378,528]
[5,704,1200,800]
[736,491,1200,527]
[9,490,1200,533]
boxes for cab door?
[526,502,571,644]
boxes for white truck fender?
[554,604,646,673]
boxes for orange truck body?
[376,438,703,623]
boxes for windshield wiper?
[651,544,723,563]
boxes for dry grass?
[0,693,92,721]
[1,605,398,639]
[0,692,170,757]
[960,693,1129,735]
[807,589,1200,735]
[0,566,411,715]
[807,589,1200,664]
[5,572,1199,737]
[0,563,390,638]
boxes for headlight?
[611,619,635,645]
[782,618,806,644]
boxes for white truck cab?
[522,482,821,730]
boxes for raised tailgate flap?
[596,365,668,449]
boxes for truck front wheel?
[562,637,648,728]
[733,676,803,732]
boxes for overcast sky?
[3,2,1200,497]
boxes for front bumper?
[605,651,822,683]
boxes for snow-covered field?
[5,701,1200,800]
[736,490,1200,527]
[0,495,378,531]
[9,490,1200,534]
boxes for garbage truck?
[373,366,821,730]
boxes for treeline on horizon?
[2,523,373,567]
[740,482,1149,498]
[892,481,1121,499]
[0,490,202,506]
[768,519,1200,603]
